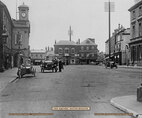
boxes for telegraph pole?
[68,26,73,41]
[105,0,114,61]
[108,0,111,60]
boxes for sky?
[2,0,135,52]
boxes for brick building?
[0,1,13,71]
[54,38,98,65]
[128,1,142,66]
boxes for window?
[139,6,142,16]
[132,25,136,38]
[139,22,142,36]
[91,46,94,50]
[65,48,69,53]
[132,10,136,19]
[59,48,63,54]
[81,53,84,57]
[71,48,75,54]
[81,46,84,50]
[86,46,89,50]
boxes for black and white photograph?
[0,0,142,117]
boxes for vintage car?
[17,59,36,78]
[40,60,58,73]
[105,61,117,69]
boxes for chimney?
[118,24,121,29]
[55,40,56,44]
[45,47,47,53]
[78,39,80,44]
[48,46,49,51]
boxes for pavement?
[111,95,142,118]
[118,65,142,69]
[0,68,18,92]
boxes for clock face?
[22,13,26,17]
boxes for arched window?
[86,46,89,50]
[71,48,75,54]
[59,48,63,54]
[81,46,84,50]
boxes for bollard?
[137,83,142,102]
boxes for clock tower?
[18,3,29,21]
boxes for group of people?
[52,59,64,72]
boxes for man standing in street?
[58,59,62,72]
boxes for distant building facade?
[12,3,30,67]
[128,1,142,66]
[105,25,130,65]
[54,38,98,65]
[30,49,46,65]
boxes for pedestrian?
[58,59,62,72]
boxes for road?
[0,65,141,118]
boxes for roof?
[46,51,55,56]
[30,49,46,53]
[55,40,76,45]
[128,0,142,11]
[80,39,97,45]
[0,1,13,26]
[18,3,29,9]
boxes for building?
[54,38,98,65]
[105,25,130,65]
[79,38,98,64]
[0,1,13,71]
[128,1,142,66]
[30,49,46,65]
[12,3,30,67]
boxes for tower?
[18,3,29,21]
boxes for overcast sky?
[2,0,135,52]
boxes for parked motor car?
[40,60,58,73]
[105,61,117,69]
[17,59,36,78]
